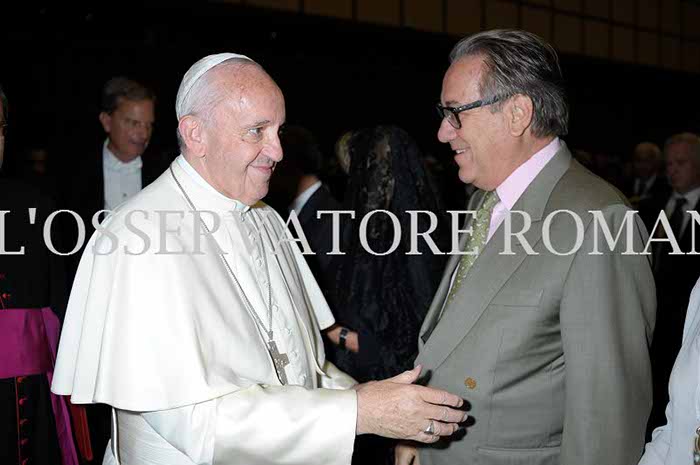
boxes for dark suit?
[417,144,655,465]
[61,144,164,230]
[648,194,700,434]
[295,185,343,300]
[632,176,671,233]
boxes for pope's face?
[201,68,285,205]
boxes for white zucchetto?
[175,52,253,119]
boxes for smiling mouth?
[454,149,466,155]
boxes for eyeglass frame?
[436,94,505,129]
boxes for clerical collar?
[103,139,143,173]
[175,155,250,213]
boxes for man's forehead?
[442,55,484,102]
[666,145,697,164]
[115,97,154,112]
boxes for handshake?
[353,365,468,463]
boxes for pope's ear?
[178,116,206,158]
[98,112,112,134]
[506,94,534,137]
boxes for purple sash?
[0,307,78,465]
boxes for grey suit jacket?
[416,144,655,465]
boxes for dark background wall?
[1,1,699,178]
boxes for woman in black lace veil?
[330,125,449,383]
[328,126,449,465]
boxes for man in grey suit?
[396,30,655,465]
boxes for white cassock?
[52,155,358,465]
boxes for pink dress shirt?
[488,137,561,242]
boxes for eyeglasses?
[436,95,504,129]
[0,122,6,137]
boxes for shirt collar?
[290,181,323,213]
[175,155,250,213]
[495,137,561,210]
[674,185,700,207]
[103,139,143,173]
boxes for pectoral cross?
[268,339,289,385]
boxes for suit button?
[464,377,477,390]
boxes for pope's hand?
[353,366,466,443]
[395,442,420,465]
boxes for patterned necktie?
[446,190,500,303]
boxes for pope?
[51,53,467,465]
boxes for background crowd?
[2,3,700,465]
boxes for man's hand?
[395,442,420,465]
[354,366,466,443]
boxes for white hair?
[176,57,260,151]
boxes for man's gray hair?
[664,132,700,161]
[176,57,259,151]
[449,29,568,138]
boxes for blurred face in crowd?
[437,55,514,191]
[99,97,155,162]
[666,142,700,194]
[189,65,285,205]
[0,101,5,170]
[632,144,659,180]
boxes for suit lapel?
[417,144,572,370]
[296,188,323,226]
[419,192,483,345]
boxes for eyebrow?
[247,119,272,127]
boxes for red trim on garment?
[14,377,23,465]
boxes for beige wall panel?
[660,0,680,34]
[485,0,519,30]
[357,0,400,25]
[554,0,581,13]
[612,26,635,62]
[637,0,658,30]
[405,0,443,32]
[682,3,700,39]
[522,6,552,41]
[637,31,658,66]
[304,0,352,19]
[446,0,481,36]
[584,20,609,58]
[584,0,609,19]
[553,14,582,54]
[660,37,681,70]
[247,0,298,11]
[682,42,700,73]
[612,0,635,25]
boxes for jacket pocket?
[489,289,543,308]
[476,444,559,465]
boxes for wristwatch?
[339,327,349,351]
